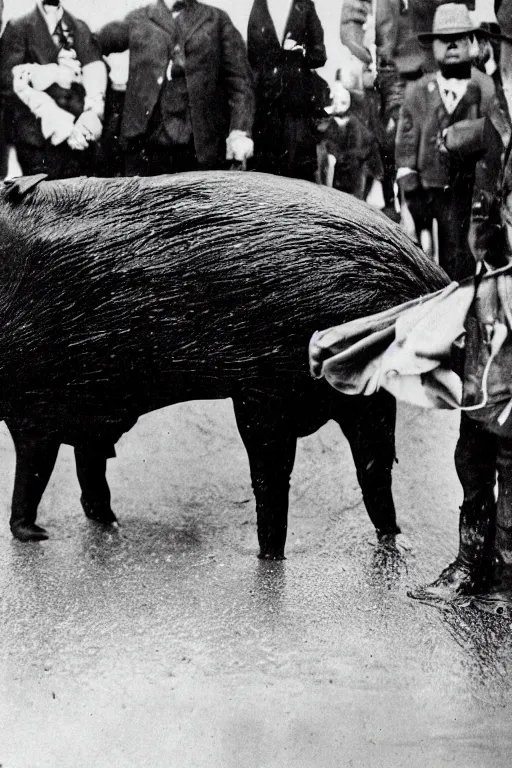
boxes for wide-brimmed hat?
[418,3,478,44]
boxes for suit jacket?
[396,69,502,190]
[0,6,102,148]
[98,0,254,165]
[247,0,326,113]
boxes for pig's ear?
[4,174,48,202]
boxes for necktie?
[53,19,74,51]
[443,89,457,113]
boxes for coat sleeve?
[339,0,372,64]
[0,21,26,100]
[478,72,510,144]
[304,1,327,70]
[375,0,399,64]
[340,0,372,27]
[96,19,130,56]
[395,82,421,173]
[218,12,255,136]
[75,20,104,66]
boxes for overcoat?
[98,0,254,166]
[247,0,326,114]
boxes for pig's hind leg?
[332,391,401,539]
[7,422,60,541]
[74,446,117,526]
[233,392,297,560]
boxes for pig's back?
[0,172,448,396]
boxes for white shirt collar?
[436,72,470,114]
[267,0,293,45]
[37,1,64,35]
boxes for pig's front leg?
[6,422,60,541]
[74,446,117,526]
[233,392,297,560]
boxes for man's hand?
[226,130,254,163]
[283,36,305,54]
[67,122,90,151]
[75,110,103,142]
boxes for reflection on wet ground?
[0,402,511,767]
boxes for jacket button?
[157,76,163,85]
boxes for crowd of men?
[1,0,512,607]
[0,0,333,183]
[0,1,509,277]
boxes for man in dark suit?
[98,0,255,176]
[395,3,505,282]
[0,0,107,179]
[341,0,476,219]
[247,0,327,182]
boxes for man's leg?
[409,413,497,601]
[15,142,94,180]
[15,144,47,176]
[124,139,151,177]
[477,434,512,607]
[433,188,475,281]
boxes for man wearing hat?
[404,4,511,607]
[340,1,475,219]
[396,2,505,282]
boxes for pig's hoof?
[81,498,118,526]
[11,523,49,542]
[258,551,286,561]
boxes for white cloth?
[436,72,470,115]
[82,60,107,118]
[12,64,75,145]
[267,0,293,45]
[309,281,473,410]
[36,1,63,35]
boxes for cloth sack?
[309,264,512,431]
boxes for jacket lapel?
[250,0,281,48]
[283,0,305,45]
[29,7,60,63]
[428,76,451,130]
[147,0,179,37]
[147,1,210,47]
[181,2,213,45]
[451,82,480,123]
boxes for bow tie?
[43,0,61,6]
[171,0,187,10]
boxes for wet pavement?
[0,400,511,768]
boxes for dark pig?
[0,172,447,558]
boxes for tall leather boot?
[408,493,496,602]
[474,437,512,613]
[472,526,512,614]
